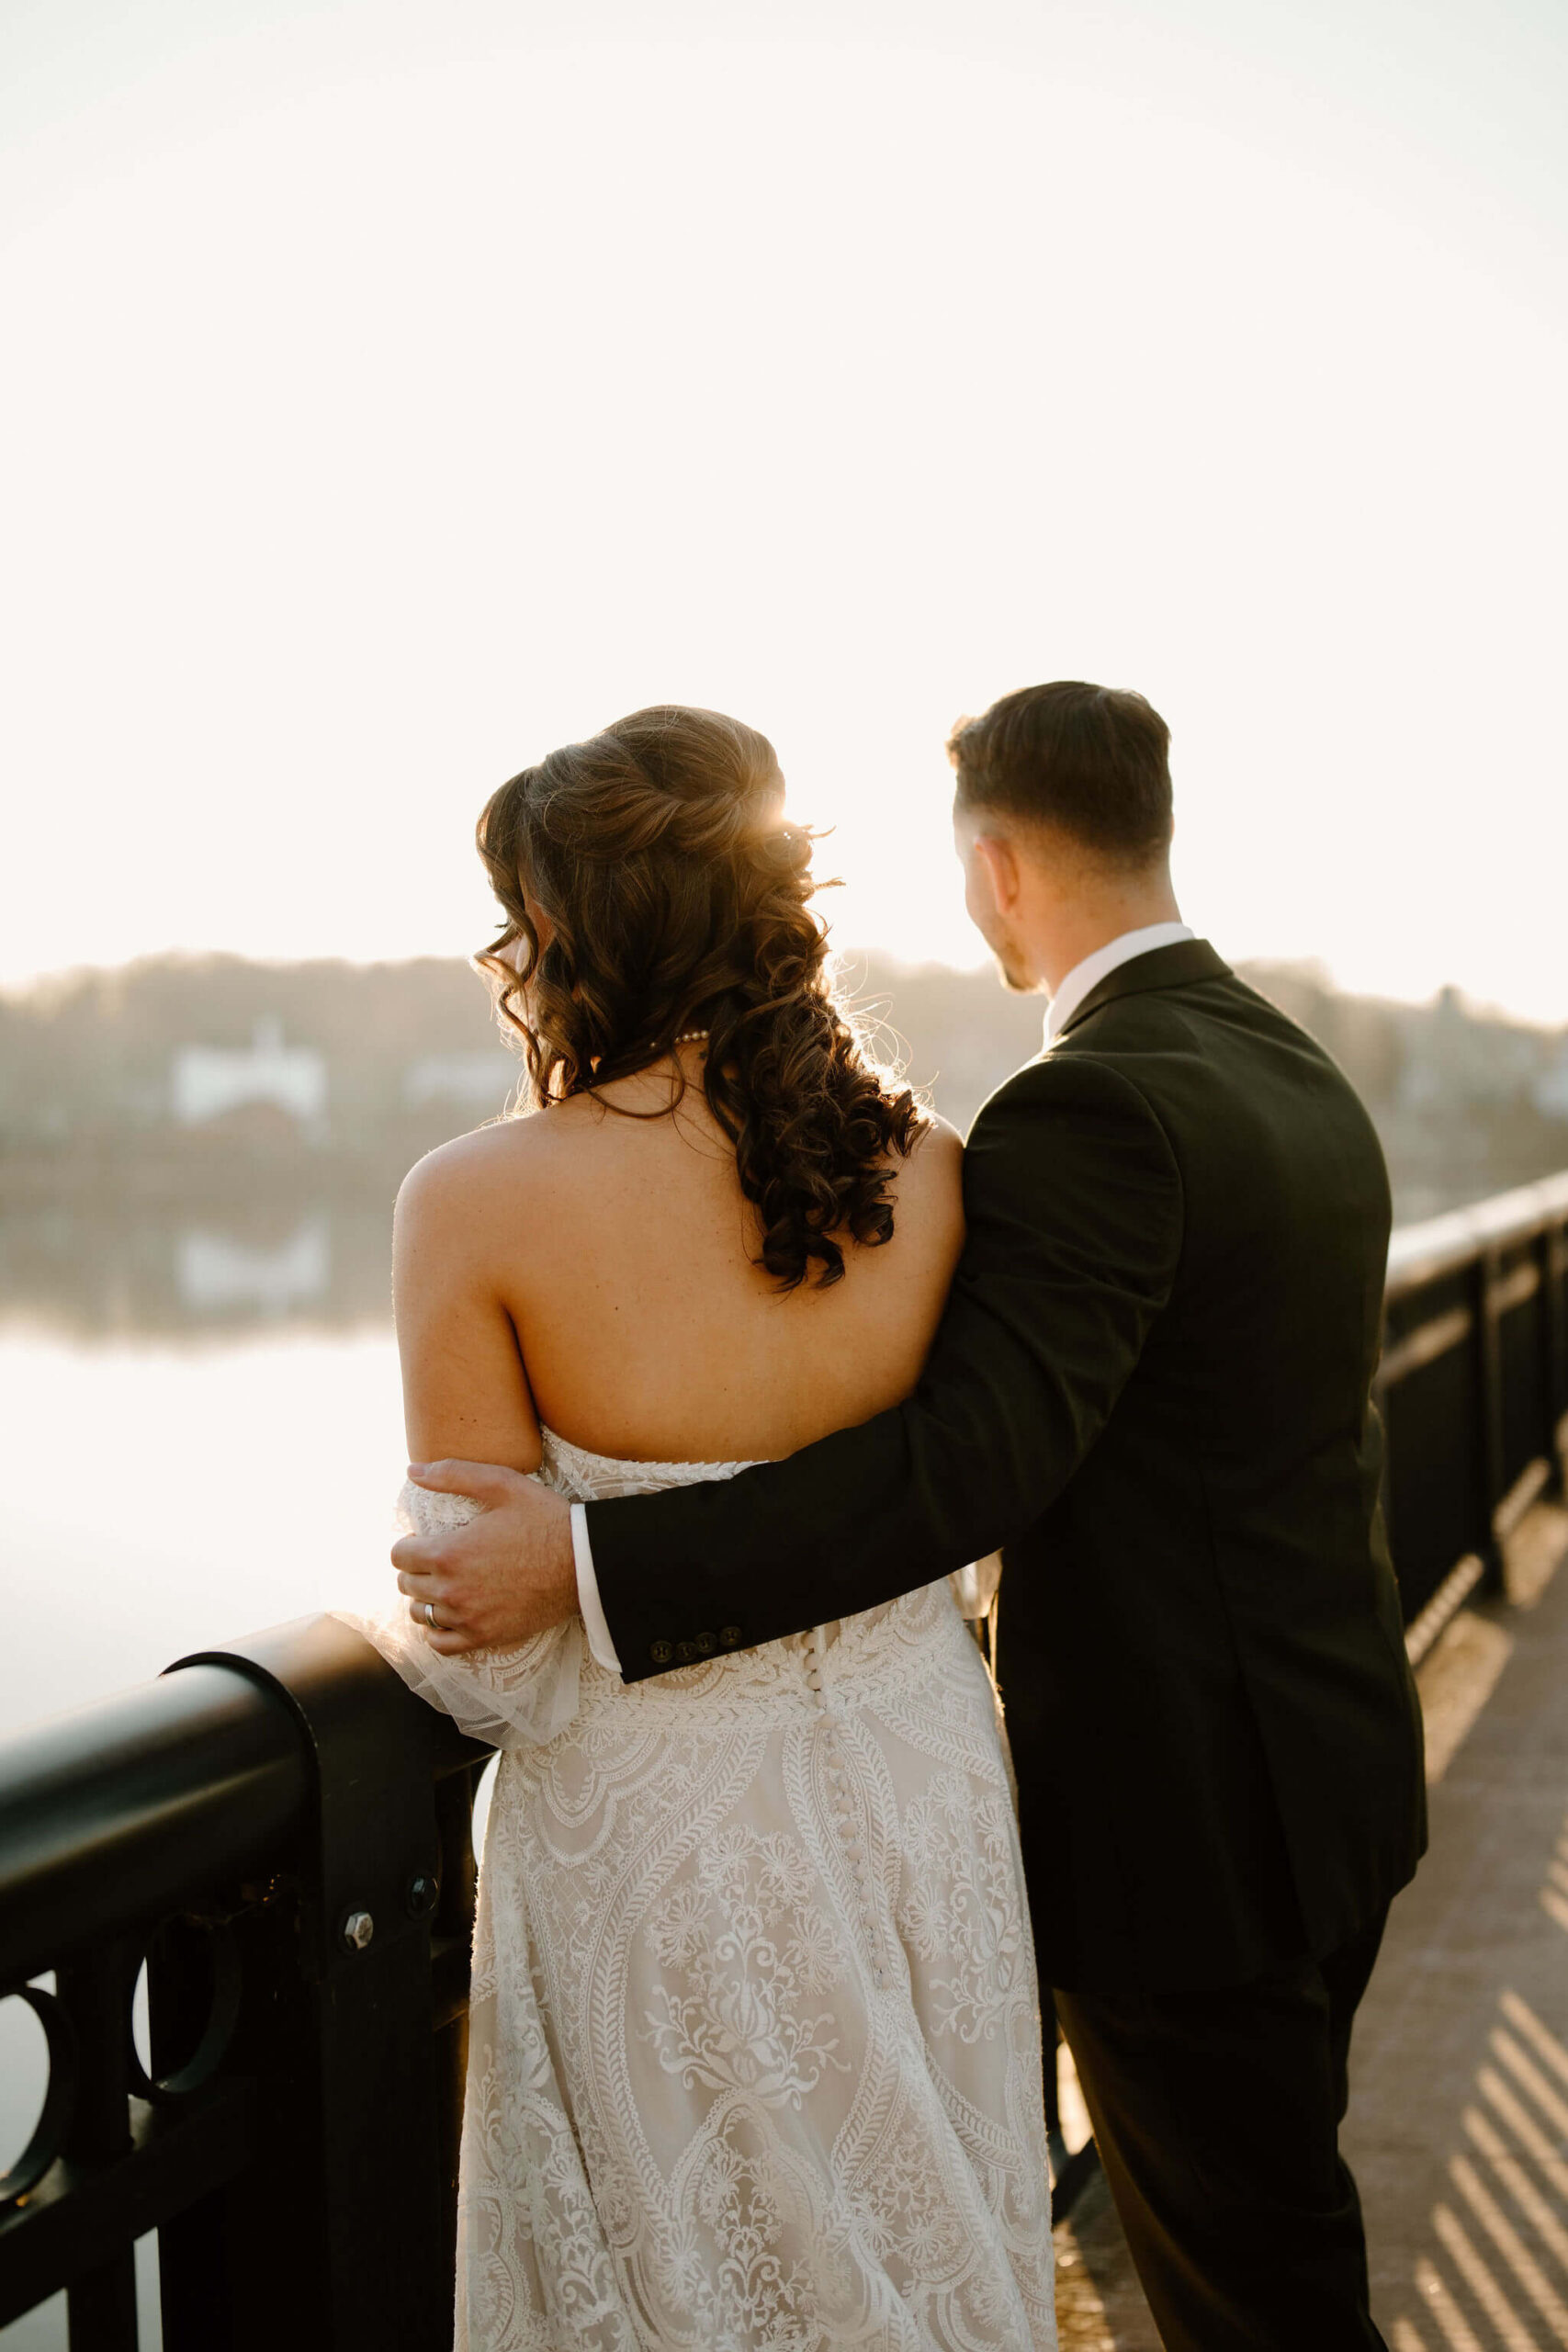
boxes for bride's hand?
[392,1460,577,1654]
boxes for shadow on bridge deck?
[1052,1499,1568,2350]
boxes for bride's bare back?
[394,1045,964,1474]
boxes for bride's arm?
[345,1133,589,1747]
[393,1133,544,1477]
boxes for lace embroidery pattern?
[347,1430,1056,2348]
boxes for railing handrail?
[0,1663,307,1990]
[1386,1169,1568,1296]
[0,1622,491,1996]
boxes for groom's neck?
[1032,863,1182,998]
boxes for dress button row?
[821,1725,884,1985]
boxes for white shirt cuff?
[571,1502,623,1676]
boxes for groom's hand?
[391,1460,577,1655]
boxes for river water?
[0,1200,417,2346]
[0,1323,403,1734]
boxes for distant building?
[401,1052,515,1114]
[1396,987,1549,1114]
[172,1018,327,1135]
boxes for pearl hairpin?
[672,1028,710,1046]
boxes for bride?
[355,705,1056,2349]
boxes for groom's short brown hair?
[948,681,1173,866]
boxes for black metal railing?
[4,1170,1567,2343]
[0,1618,491,2349]
[1379,1170,1568,1657]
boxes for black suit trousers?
[1054,1917,1390,2351]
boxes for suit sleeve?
[587,1052,1183,1679]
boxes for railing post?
[58,1936,141,2351]
[1472,1247,1508,1595]
[165,1618,453,2350]
[151,1901,288,2352]
[1542,1216,1568,1498]
[429,1758,484,2278]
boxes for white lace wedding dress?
[348,1428,1056,2351]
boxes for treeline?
[1,949,1565,1223]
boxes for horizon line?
[2,944,1562,1035]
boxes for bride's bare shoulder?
[874,1110,964,1273]
[902,1109,964,1189]
[910,1108,964,1170]
[393,1105,584,1242]
[395,1092,962,1265]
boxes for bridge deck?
[1053,1500,1568,2349]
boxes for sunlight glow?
[2,1,1566,1014]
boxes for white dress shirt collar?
[1043,922,1196,1046]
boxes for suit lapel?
[1055,938,1232,1041]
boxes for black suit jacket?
[586,941,1427,1992]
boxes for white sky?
[3,0,1565,1016]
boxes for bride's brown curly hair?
[476,705,923,1291]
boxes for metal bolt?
[406,1873,438,1919]
[342,1909,375,1951]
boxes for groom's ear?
[972,831,1021,915]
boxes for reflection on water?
[0,1176,502,2346]
[0,1184,412,1758]
[175,1213,332,1316]
[0,1327,404,1736]
[0,1191,412,2348]
[0,1188,396,1341]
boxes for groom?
[393,680,1426,2350]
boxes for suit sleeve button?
[675,1639,698,1663]
[649,1639,674,1665]
[695,1631,716,1656]
[719,1625,743,1649]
